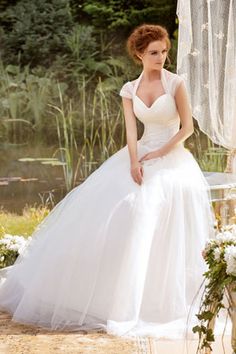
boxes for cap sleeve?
[119,81,133,99]
[171,75,185,97]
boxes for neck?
[142,68,162,81]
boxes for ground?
[0,311,232,354]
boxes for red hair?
[127,24,171,64]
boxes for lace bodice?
[119,68,185,149]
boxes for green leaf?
[206,328,215,342]
[197,311,215,321]
[192,325,201,333]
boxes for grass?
[0,60,232,199]
[0,61,127,192]
[0,205,49,238]
[186,127,228,172]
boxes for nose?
[157,52,164,59]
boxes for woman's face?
[137,40,168,71]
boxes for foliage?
[0,205,49,237]
[193,225,236,352]
[49,87,79,192]
[0,0,178,70]
[0,62,69,143]
[0,49,136,142]
[5,69,127,192]
[0,0,200,197]
[0,0,18,13]
[186,125,228,172]
[48,76,126,191]
[0,0,73,67]
[53,24,131,85]
[0,234,31,268]
[70,0,177,36]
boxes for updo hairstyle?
[127,24,171,64]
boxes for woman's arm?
[122,97,143,185]
[122,97,138,164]
[139,81,193,162]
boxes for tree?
[0,0,73,67]
[70,0,177,38]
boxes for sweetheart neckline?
[135,93,171,109]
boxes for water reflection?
[0,145,68,213]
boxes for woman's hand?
[130,161,144,185]
[139,149,163,163]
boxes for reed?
[0,60,228,195]
[189,128,228,172]
[49,78,126,191]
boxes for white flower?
[204,238,215,253]
[216,230,236,244]
[0,256,4,262]
[224,245,236,276]
[8,244,20,252]
[213,247,221,262]
[0,234,30,253]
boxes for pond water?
[0,139,230,215]
[0,144,69,214]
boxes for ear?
[135,51,143,61]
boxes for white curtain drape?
[176,0,236,149]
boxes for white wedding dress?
[0,68,216,339]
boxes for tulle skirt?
[0,141,219,338]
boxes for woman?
[0,24,214,339]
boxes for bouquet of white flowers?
[0,234,32,268]
[193,225,236,352]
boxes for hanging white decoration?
[177,0,236,149]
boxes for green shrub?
[0,0,73,67]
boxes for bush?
[70,0,177,36]
[0,0,73,67]
[0,234,31,268]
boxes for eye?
[150,50,167,55]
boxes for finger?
[140,167,144,177]
[137,172,143,184]
[133,172,140,184]
[138,167,143,178]
[132,174,138,184]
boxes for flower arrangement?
[0,234,32,269]
[193,225,236,352]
